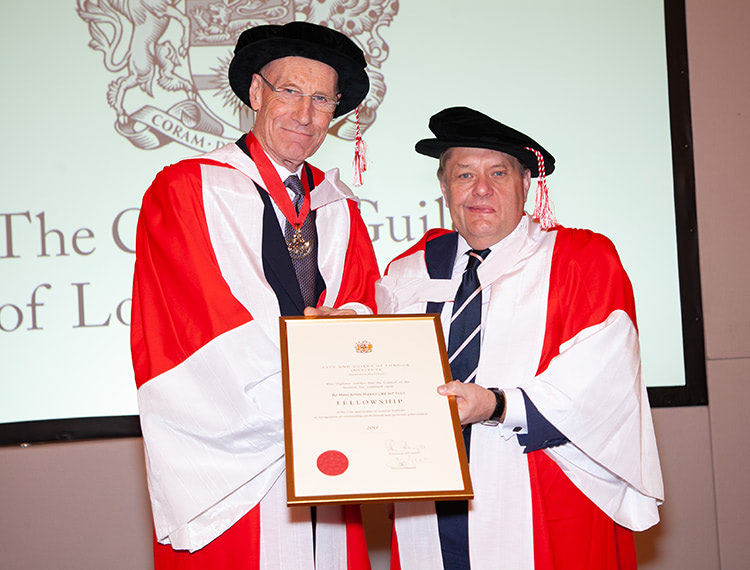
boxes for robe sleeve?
[518,228,663,530]
[131,160,287,551]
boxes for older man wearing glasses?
[131,22,379,570]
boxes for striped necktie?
[283,174,318,308]
[448,248,491,385]
[447,248,491,456]
[436,248,491,570]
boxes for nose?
[472,173,493,196]
[291,95,315,125]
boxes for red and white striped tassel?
[526,147,557,230]
[352,107,367,187]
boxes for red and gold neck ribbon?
[247,130,311,228]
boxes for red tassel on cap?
[526,147,557,229]
[352,106,367,187]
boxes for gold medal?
[287,225,312,259]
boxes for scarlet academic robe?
[131,143,379,568]
[376,215,663,570]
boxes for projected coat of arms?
[76,0,398,152]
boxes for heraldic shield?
[76,0,399,153]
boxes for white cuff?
[336,301,373,315]
[498,387,528,439]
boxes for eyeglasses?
[257,74,340,113]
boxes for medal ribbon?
[247,131,311,226]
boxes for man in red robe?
[131,22,379,569]
[377,107,663,569]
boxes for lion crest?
[77,0,399,152]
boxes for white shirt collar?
[453,215,529,274]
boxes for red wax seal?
[317,450,349,476]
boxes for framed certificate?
[279,314,473,506]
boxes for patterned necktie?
[448,248,491,385]
[436,248,491,570]
[283,175,318,308]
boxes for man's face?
[440,147,531,249]
[248,56,338,171]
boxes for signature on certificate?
[385,439,425,469]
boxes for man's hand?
[437,381,497,426]
[303,306,357,317]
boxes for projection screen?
[0,0,705,443]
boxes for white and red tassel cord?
[352,106,367,187]
[525,146,558,230]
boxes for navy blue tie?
[437,247,490,570]
[448,249,491,386]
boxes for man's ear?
[522,169,531,202]
[440,180,450,202]
[248,74,262,111]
